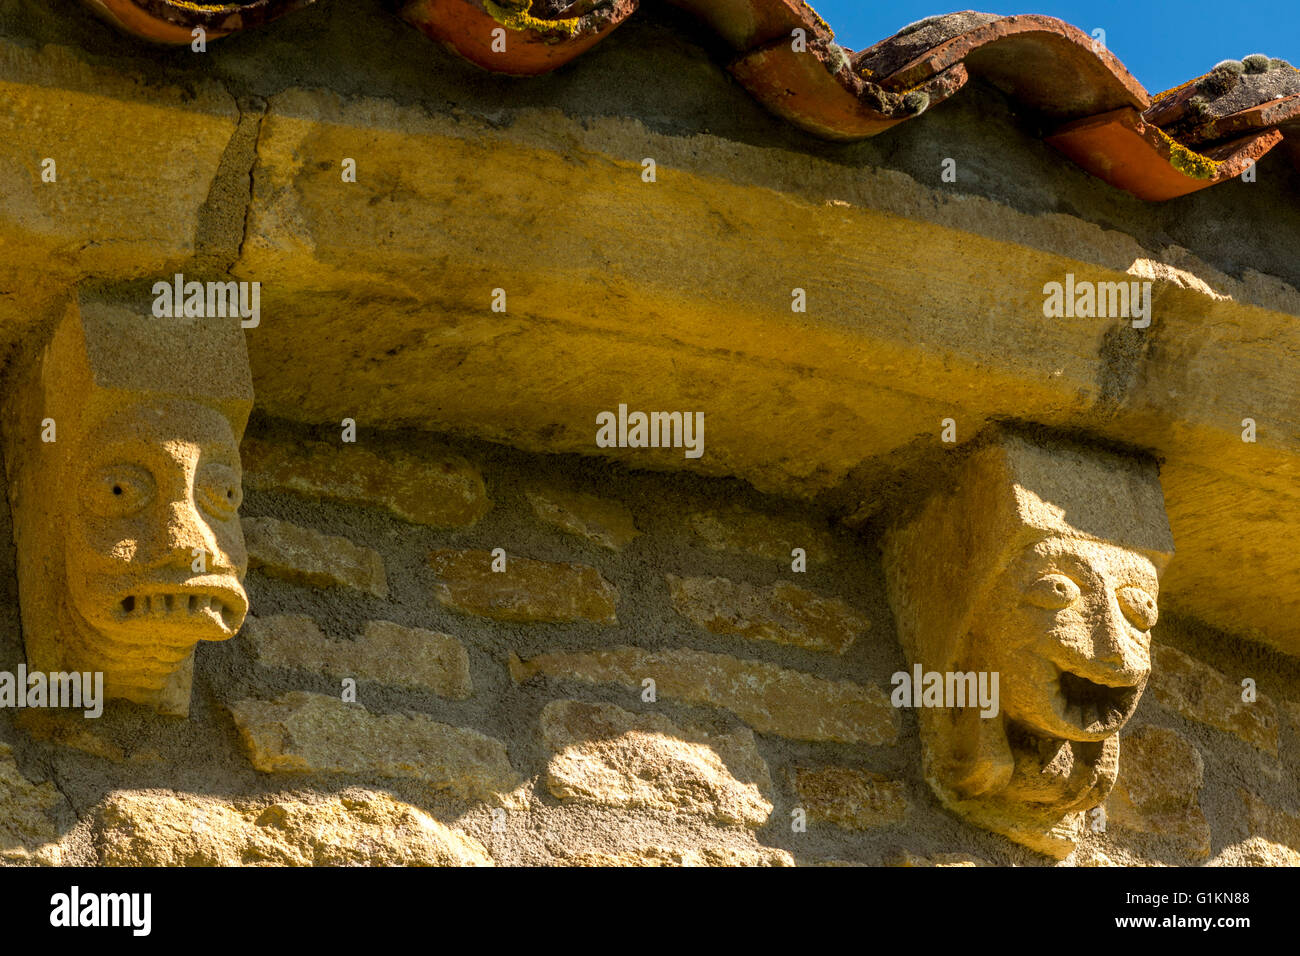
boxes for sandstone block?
[0,743,63,863]
[1106,725,1210,858]
[97,789,492,866]
[429,549,617,624]
[885,849,988,867]
[667,575,866,654]
[511,646,895,744]
[557,844,793,867]
[228,692,520,805]
[526,486,639,550]
[242,434,490,528]
[243,516,388,599]
[789,766,907,830]
[685,506,834,564]
[540,699,773,827]
[16,711,125,761]
[244,615,471,699]
[1238,789,1300,864]
[1149,644,1278,754]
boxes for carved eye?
[196,463,242,520]
[87,464,155,517]
[1024,573,1081,610]
[1117,586,1158,631]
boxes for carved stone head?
[882,432,1174,857]
[4,295,253,715]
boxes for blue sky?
[809,1,1299,95]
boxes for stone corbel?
[2,292,253,716]
[881,430,1175,858]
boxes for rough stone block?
[789,766,907,830]
[429,549,617,624]
[1149,644,1279,754]
[97,789,492,866]
[1106,725,1210,858]
[243,516,388,599]
[686,506,835,564]
[511,646,895,744]
[526,486,639,550]
[540,699,773,827]
[0,743,64,863]
[244,615,471,699]
[556,844,793,867]
[242,434,490,528]
[228,692,520,805]
[667,575,867,654]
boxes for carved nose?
[1085,601,1147,684]
[156,498,226,571]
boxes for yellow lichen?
[1152,124,1221,180]
[484,0,586,38]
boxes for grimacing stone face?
[64,399,248,667]
[973,536,1158,744]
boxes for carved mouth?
[1057,669,1141,734]
[114,588,245,635]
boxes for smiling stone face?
[975,536,1157,743]
[65,399,249,668]
[3,295,253,716]
[882,431,1174,858]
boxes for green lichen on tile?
[484,0,586,37]
[1154,125,1221,180]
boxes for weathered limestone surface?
[242,434,490,528]
[97,789,493,866]
[1236,789,1300,865]
[428,549,618,623]
[882,432,1174,858]
[667,574,867,654]
[243,516,388,599]
[1106,726,1210,858]
[244,615,472,698]
[789,766,908,830]
[0,743,64,864]
[686,506,835,564]
[227,87,1300,657]
[511,646,896,744]
[1149,644,1279,754]
[526,487,639,551]
[886,849,989,867]
[0,40,237,284]
[228,692,520,805]
[2,295,253,716]
[556,844,793,867]
[540,699,774,827]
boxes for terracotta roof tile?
[75,0,1300,201]
[82,0,314,43]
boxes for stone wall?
[2,416,1296,866]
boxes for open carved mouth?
[1057,669,1141,733]
[114,589,245,634]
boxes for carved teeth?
[118,592,231,622]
